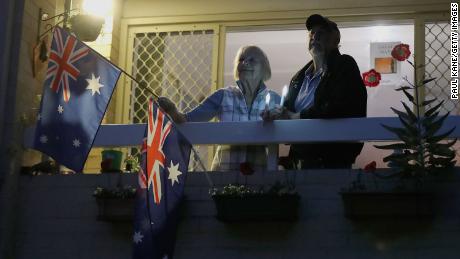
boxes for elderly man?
[263,14,367,169]
[159,45,280,172]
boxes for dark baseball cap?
[306,14,339,32]
[306,14,341,45]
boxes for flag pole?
[70,31,159,99]
[121,72,159,99]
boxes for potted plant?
[340,43,457,219]
[124,155,140,173]
[210,181,300,222]
[93,185,136,221]
[100,149,123,173]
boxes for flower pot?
[340,191,435,219]
[101,150,123,173]
[96,197,135,221]
[213,194,300,221]
[69,14,104,42]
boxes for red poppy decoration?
[391,43,411,61]
[240,162,255,175]
[362,69,381,87]
[363,161,377,173]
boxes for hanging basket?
[96,197,135,221]
[69,14,104,42]
[340,191,435,219]
[213,194,300,222]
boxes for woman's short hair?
[233,45,271,81]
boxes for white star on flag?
[57,105,64,114]
[86,73,104,96]
[40,135,48,144]
[72,139,81,147]
[133,231,144,244]
[167,161,182,186]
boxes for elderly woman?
[158,45,280,171]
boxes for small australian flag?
[33,26,121,172]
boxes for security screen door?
[127,25,219,170]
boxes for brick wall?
[14,168,460,259]
[19,0,61,167]
[1,0,59,258]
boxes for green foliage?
[93,186,137,199]
[124,155,140,172]
[209,182,297,198]
[374,71,457,179]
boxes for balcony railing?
[23,116,460,170]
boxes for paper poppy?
[362,69,381,87]
[363,161,377,173]
[240,162,255,175]
[391,43,411,61]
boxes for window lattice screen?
[425,22,460,164]
[129,29,215,170]
[425,22,458,114]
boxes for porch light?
[69,14,105,42]
[37,5,106,44]
[82,0,113,18]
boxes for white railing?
[23,116,460,170]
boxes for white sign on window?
[370,42,401,86]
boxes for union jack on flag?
[147,100,172,204]
[138,139,148,189]
[133,98,192,259]
[46,27,90,102]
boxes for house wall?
[14,0,63,166]
[1,0,61,258]
[114,0,455,170]
[3,1,457,258]
[121,0,450,18]
[15,174,136,259]
[14,168,460,259]
[117,0,450,107]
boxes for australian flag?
[33,26,121,172]
[133,98,192,259]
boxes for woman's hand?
[157,97,187,123]
[157,97,177,113]
[261,106,300,121]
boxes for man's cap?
[306,14,341,45]
[306,14,339,32]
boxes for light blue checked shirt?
[186,81,280,171]
[294,66,323,113]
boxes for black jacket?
[284,49,367,165]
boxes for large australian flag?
[133,98,192,259]
[33,26,121,172]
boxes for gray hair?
[233,45,271,81]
